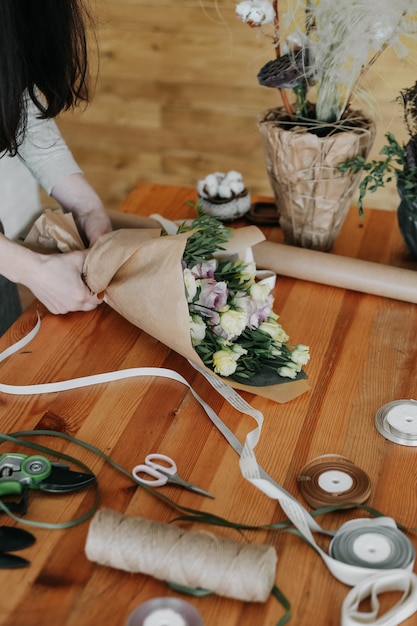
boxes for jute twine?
[85,508,277,602]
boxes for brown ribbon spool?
[297,455,372,509]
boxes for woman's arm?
[51,172,112,246]
[18,96,112,245]
[1,98,113,314]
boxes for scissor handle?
[132,464,167,487]
[145,453,177,476]
[132,454,177,487]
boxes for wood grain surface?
[1,183,417,626]
[48,1,417,214]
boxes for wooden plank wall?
[55,0,417,212]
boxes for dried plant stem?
[272,0,294,115]
[280,89,294,115]
[272,0,280,55]
[346,44,388,112]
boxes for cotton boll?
[205,174,221,197]
[198,170,247,201]
[224,170,243,182]
[197,175,219,198]
[235,0,275,26]
[218,182,233,199]
[197,179,207,196]
[229,180,245,195]
[235,1,253,20]
[205,173,220,187]
[247,8,266,25]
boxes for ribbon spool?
[126,598,203,626]
[85,508,277,603]
[297,455,371,509]
[330,518,415,571]
[375,400,417,446]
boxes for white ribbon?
[341,571,417,626]
[0,318,416,623]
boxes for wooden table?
[1,183,417,626]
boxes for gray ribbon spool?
[375,400,417,446]
[125,598,204,626]
[330,523,415,570]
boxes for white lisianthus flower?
[231,343,248,360]
[236,0,275,26]
[278,362,299,379]
[239,261,256,285]
[259,320,289,343]
[219,309,247,340]
[189,314,206,346]
[291,344,310,366]
[183,268,198,302]
[213,349,238,376]
[250,282,271,302]
[269,344,282,357]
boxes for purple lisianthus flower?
[248,296,273,328]
[234,292,273,329]
[196,279,228,310]
[190,259,217,279]
[191,305,220,326]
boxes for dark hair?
[0,0,93,154]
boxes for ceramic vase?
[397,181,417,258]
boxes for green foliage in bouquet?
[178,212,309,386]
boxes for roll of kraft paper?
[253,241,417,304]
[85,508,277,602]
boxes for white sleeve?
[17,97,82,195]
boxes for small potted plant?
[340,81,417,258]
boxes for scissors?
[132,453,214,499]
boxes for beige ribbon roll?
[253,241,417,304]
[297,455,372,509]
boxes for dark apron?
[0,219,22,336]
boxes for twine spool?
[297,455,371,509]
[85,509,277,602]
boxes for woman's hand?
[1,173,112,316]
[24,249,102,314]
[0,235,102,314]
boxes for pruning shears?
[0,452,96,515]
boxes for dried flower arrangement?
[236,0,417,123]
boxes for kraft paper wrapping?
[24,208,161,251]
[257,108,376,251]
[24,210,309,403]
[24,208,85,252]
[253,241,417,304]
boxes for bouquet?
[24,208,310,402]
[178,212,309,385]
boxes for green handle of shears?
[0,481,23,497]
